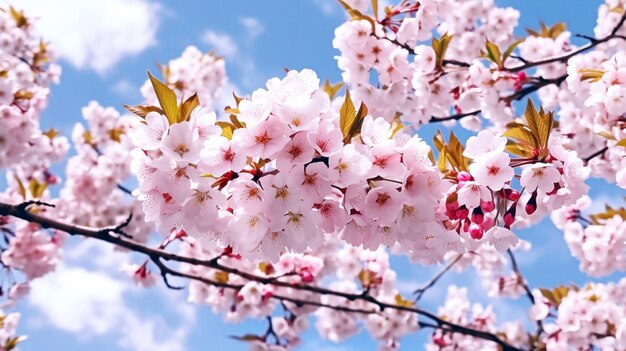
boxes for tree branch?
[0,201,523,351]
[504,12,626,73]
[413,253,463,302]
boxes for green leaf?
[9,6,28,27]
[340,90,356,140]
[230,114,245,129]
[347,102,368,143]
[178,93,200,122]
[232,92,244,106]
[323,80,343,100]
[505,141,533,158]
[579,68,605,82]
[502,38,524,63]
[14,175,26,201]
[432,33,453,69]
[124,104,164,118]
[28,178,47,199]
[371,0,378,19]
[216,121,236,140]
[432,130,445,152]
[503,126,539,148]
[596,131,617,141]
[524,99,542,145]
[337,0,376,31]
[147,70,179,124]
[485,39,502,68]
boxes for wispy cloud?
[240,17,265,39]
[18,0,161,73]
[202,30,239,58]
[27,239,195,351]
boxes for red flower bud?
[481,200,495,213]
[525,192,538,215]
[472,207,484,224]
[469,223,484,240]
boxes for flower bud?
[472,207,484,224]
[481,200,495,213]
[503,203,517,228]
[525,192,538,215]
[469,223,484,240]
[457,171,472,183]
[504,189,520,201]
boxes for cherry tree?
[0,1,626,350]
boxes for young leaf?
[503,126,539,148]
[345,102,368,143]
[14,175,26,201]
[216,121,236,140]
[596,131,617,140]
[178,93,200,122]
[502,38,524,64]
[371,0,379,19]
[337,0,376,31]
[124,104,164,118]
[615,139,626,147]
[232,92,244,106]
[432,33,453,69]
[9,7,28,27]
[147,70,179,124]
[484,39,502,68]
[323,80,343,100]
[340,90,356,139]
[28,178,47,199]
[579,68,605,82]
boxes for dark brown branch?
[0,201,523,351]
[505,12,626,73]
[507,249,544,336]
[429,110,481,123]
[413,253,463,302]
[503,75,567,103]
[582,146,609,164]
[117,184,134,196]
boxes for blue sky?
[6,0,624,350]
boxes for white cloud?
[28,240,195,351]
[312,0,336,15]
[112,79,137,97]
[202,30,238,58]
[18,0,161,73]
[240,17,265,39]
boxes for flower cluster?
[424,285,530,351]
[0,6,62,170]
[530,279,626,350]
[0,308,25,351]
[552,196,626,276]
[140,46,227,111]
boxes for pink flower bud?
[446,200,459,211]
[456,207,469,220]
[300,270,314,283]
[481,217,495,231]
[481,200,495,213]
[503,211,516,227]
[505,189,520,201]
[469,223,484,240]
[525,192,538,215]
[457,171,472,182]
[472,207,484,224]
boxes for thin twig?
[413,253,463,302]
